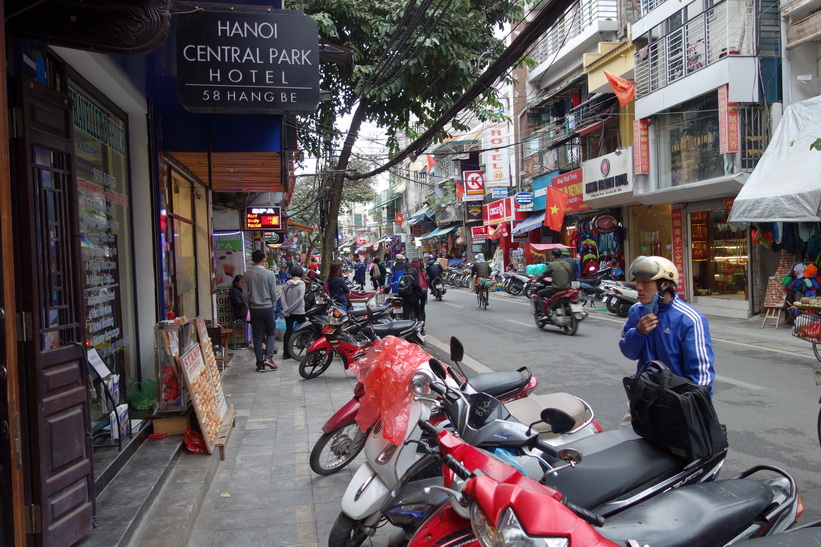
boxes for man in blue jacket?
[619,255,715,393]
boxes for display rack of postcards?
[154,319,195,413]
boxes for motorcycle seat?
[504,393,587,436]
[372,320,421,337]
[729,527,821,545]
[466,372,529,400]
[543,429,686,510]
[598,479,774,547]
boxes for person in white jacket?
[280,266,307,360]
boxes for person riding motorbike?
[470,253,491,292]
[426,256,444,284]
[533,248,572,317]
[619,255,715,393]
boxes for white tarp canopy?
[728,95,821,223]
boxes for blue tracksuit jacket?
[619,296,716,393]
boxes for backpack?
[398,273,415,297]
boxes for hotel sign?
[176,10,320,114]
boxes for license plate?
[569,303,583,313]
[601,295,610,304]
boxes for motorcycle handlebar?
[418,419,442,438]
[443,454,471,481]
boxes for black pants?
[402,295,422,321]
[283,313,306,358]
[535,287,557,316]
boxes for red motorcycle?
[299,307,425,380]
[410,423,800,547]
[529,276,585,335]
[309,337,539,475]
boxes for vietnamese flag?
[544,186,571,232]
[496,222,509,238]
[603,70,636,106]
[426,155,437,173]
[455,182,464,203]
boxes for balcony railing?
[531,0,618,65]
[634,0,756,99]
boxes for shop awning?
[729,95,821,223]
[410,205,436,220]
[355,245,370,253]
[417,225,460,240]
[512,212,545,235]
[529,243,571,252]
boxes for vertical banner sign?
[176,10,320,114]
[464,171,485,195]
[466,203,483,223]
[671,209,687,300]
[633,119,650,174]
[718,85,739,154]
[482,121,511,188]
[214,232,246,331]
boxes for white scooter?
[601,279,639,317]
[329,338,598,546]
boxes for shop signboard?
[531,170,558,211]
[671,209,687,300]
[582,150,633,203]
[718,84,739,154]
[213,232,246,331]
[471,226,488,241]
[633,119,650,174]
[550,168,588,213]
[464,170,485,195]
[176,10,320,114]
[245,206,282,230]
[466,203,483,223]
[462,193,484,202]
[491,187,508,199]
[482,121,511,187]
[482,197,525,226]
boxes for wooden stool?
[761,306,784,329]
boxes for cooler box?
[526,263,547,276]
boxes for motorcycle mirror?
[429,358,448,380]
[449,337,464,363]
[557,447,583,466]
[540,408,576,435]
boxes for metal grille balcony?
[634,0,756,99]
[530,0,619,65]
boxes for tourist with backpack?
[388,253,407,294]
[398,260,423,323]
[370,257,386,289]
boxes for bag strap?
[629,361,671,412]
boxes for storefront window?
[163,170,199,319]
[70,81,136,382]
[628,204,673,259]
[690,209,748,297]
[656,93,724,188]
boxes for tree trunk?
[319,99,369,279]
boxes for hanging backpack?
[398,273,415,297]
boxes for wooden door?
[11,77,94,545]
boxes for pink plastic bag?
[348,336,432,445]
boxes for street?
[422,286,821,523]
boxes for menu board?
[179,344,220,453]
[195,317,228,416]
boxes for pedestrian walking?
[370,257,386,289]
[243,249,279,372]
[280,266,307,360]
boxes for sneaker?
[263,358,278,370]
[420,328,427,336]
[256,365,265,373]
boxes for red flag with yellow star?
[544,186,570,232]
[603,70,636,106]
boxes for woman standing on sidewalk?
[280,266,307,360]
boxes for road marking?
[443,302,461,308]
[715,375,764,390]
[506,319,533,328]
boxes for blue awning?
[410,205,435,220]
[511,212,545,235]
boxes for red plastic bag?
[184,427,208,454]
[348,336,432,445]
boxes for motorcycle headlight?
[471,505,569,547]
[410,370,434,397]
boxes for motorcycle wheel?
[616,300,631,318]
[309,424,369,475]
[328,512,368,547]
[529,295,537,315]
[299,350,335,379]
[605,297,618,314]
[562,304,579,335]
[509,282,524,296]
[287,329,316,361]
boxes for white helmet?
[629,256,679,286]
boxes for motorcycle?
[309,337,539,476]
[412,423,799,547]
[528,277,585,335]
[286,289,398,360]
[298,307,424,379]
[503,271,529,296]
[429,277,446,301]
[602,281,639,317]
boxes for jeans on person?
[249,306,276,365]
[283,313,306,359]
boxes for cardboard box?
[152,414,190,435]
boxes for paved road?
[423,286,821,522]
